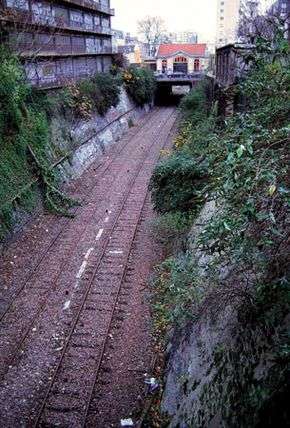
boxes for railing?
[1,9,112,35]
[13,43,112,56]
[60,0,115,15]
[155,72,204,81]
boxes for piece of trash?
[120,418,134,427]
[63,300,71,311]
[145,377,160,394]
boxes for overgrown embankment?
[149,32,289,427]
[0,50,156,243]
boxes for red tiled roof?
[157,43,207,57]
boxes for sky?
[111,0,275,43]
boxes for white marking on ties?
[76,247,94,279]
[96,228,104,241]
[77,261,87,279]
[84,247,94,260]
[104,217,109,223]
[109,250,123,255]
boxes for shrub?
[111,53,129,75]
[0,50,76,240]
[123,66,156,106]
[179,82,208,125]
[152,254,205,329]
[149,151,207,213]
[0,47,29,136]
[77,72,121,116]
[150,211,194,254]
[92,72,121,115]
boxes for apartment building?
[167,31,198,44]
[216,0,241,46]
[0,0,114,88]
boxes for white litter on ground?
[63,300,71,310]
[120,418,134,427]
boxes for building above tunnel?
[156,43,208,74]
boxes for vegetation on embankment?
[149,30,289,427]
[0,47,156,242]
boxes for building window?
[6,0,29,11]
[42,64,55,77]
[194,58,200,71]
[174,56,187,63]
[162,59,167,72]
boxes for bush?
[152,254,205,329]
[77,72,121,116]
[150,211,194,254]
[123,66,156,106]
[149,151,207,213]
[0,47,29,136]
[179,82,208,125]
[0,50,76,240]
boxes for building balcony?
[60,0,115,15]
[0,9,112,36]
[27,74,88,89]
[14,43,113,58]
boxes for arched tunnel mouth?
[154,82,192,106]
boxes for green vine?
[0,48,77,241]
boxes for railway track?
[0,107,178,427]
[33,109,177,427]
[0,107,160,324]
[0,108,164,379]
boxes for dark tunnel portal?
[155,82,192,106]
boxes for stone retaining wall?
[52,88,151,181]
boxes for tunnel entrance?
[155,81,192,106]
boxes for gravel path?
[0,107,178,427]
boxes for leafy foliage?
[123,66,156,106]
[0,47,29,137]
[0,50,76,241]
[77,72,121,116]
[152,254,203,329]
[151,29,290,427]
[150,211,194,255]
[149,151,207,213]
[179,81,209,124]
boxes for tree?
[238,0,290,44]
[137,16,166,56]
[238,0,261,43]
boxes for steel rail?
[82,111,179,427]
